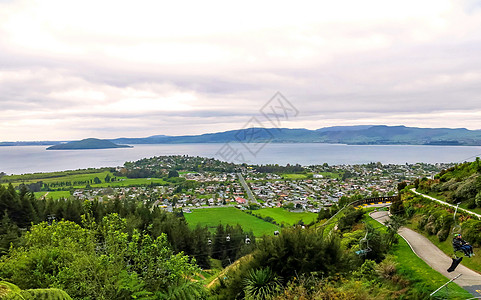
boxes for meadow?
[2,169,168,189]
[184,207,279,237]
[250,207,318,226]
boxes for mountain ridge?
[2,125,481,146]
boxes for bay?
[1,143,481,175]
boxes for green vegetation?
[0,281,72,300]
[417,159,481,209]
[184,207,279,236]
[251,207,317,226]
[366,215,471,299]
[393,189,481,273]
[2,169,169,190]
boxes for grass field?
[34,191,71,200]
[280,173,309,180]
[251,207,318,226]
[2,170,168,189]
[184,207,279,237]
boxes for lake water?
[1,143,481,175]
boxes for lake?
[1,143,481,175]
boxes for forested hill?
[46,138,132,150]
[109,125,481,145]
[4,125,481,146]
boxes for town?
[64,156,454,213]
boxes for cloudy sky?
[1,0,481,141]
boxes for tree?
[397,181,407,192]
[93,177,101,184]
[105,174,111,183]
[168,170,179,178]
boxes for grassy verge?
[184,207,279,237]
[406,217,481,272]
[392,238,471,299]
[366,214,472,299]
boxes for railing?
[351,196,398,207]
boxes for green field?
[2,169,168,189]
[280,173,309,180]
[184,207,279,237]
[34,191,71,200]
[251,207,317,226]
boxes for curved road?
[371,210,481,297]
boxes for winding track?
[371,210,481,297]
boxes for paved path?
[371,210,481,297]
[411,188,481,220]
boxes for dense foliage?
[417,159,481,207]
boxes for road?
[371,210,481,297]
[237,173,257,204]
[411,188,481,220]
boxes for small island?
[46,138,133,150]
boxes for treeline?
[18,177,120,192]
[0,184,252,269]
[1,216,206,299]
[255,163,305,174]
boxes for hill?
[4,125,481,146]
[109,125,481,145]
[415,158,481,208]
[46,138,132,150]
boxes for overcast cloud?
[1,0,481,141]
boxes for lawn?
[184,207,279,237]
[251,207,318,226]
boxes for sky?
[1,0,481,141]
